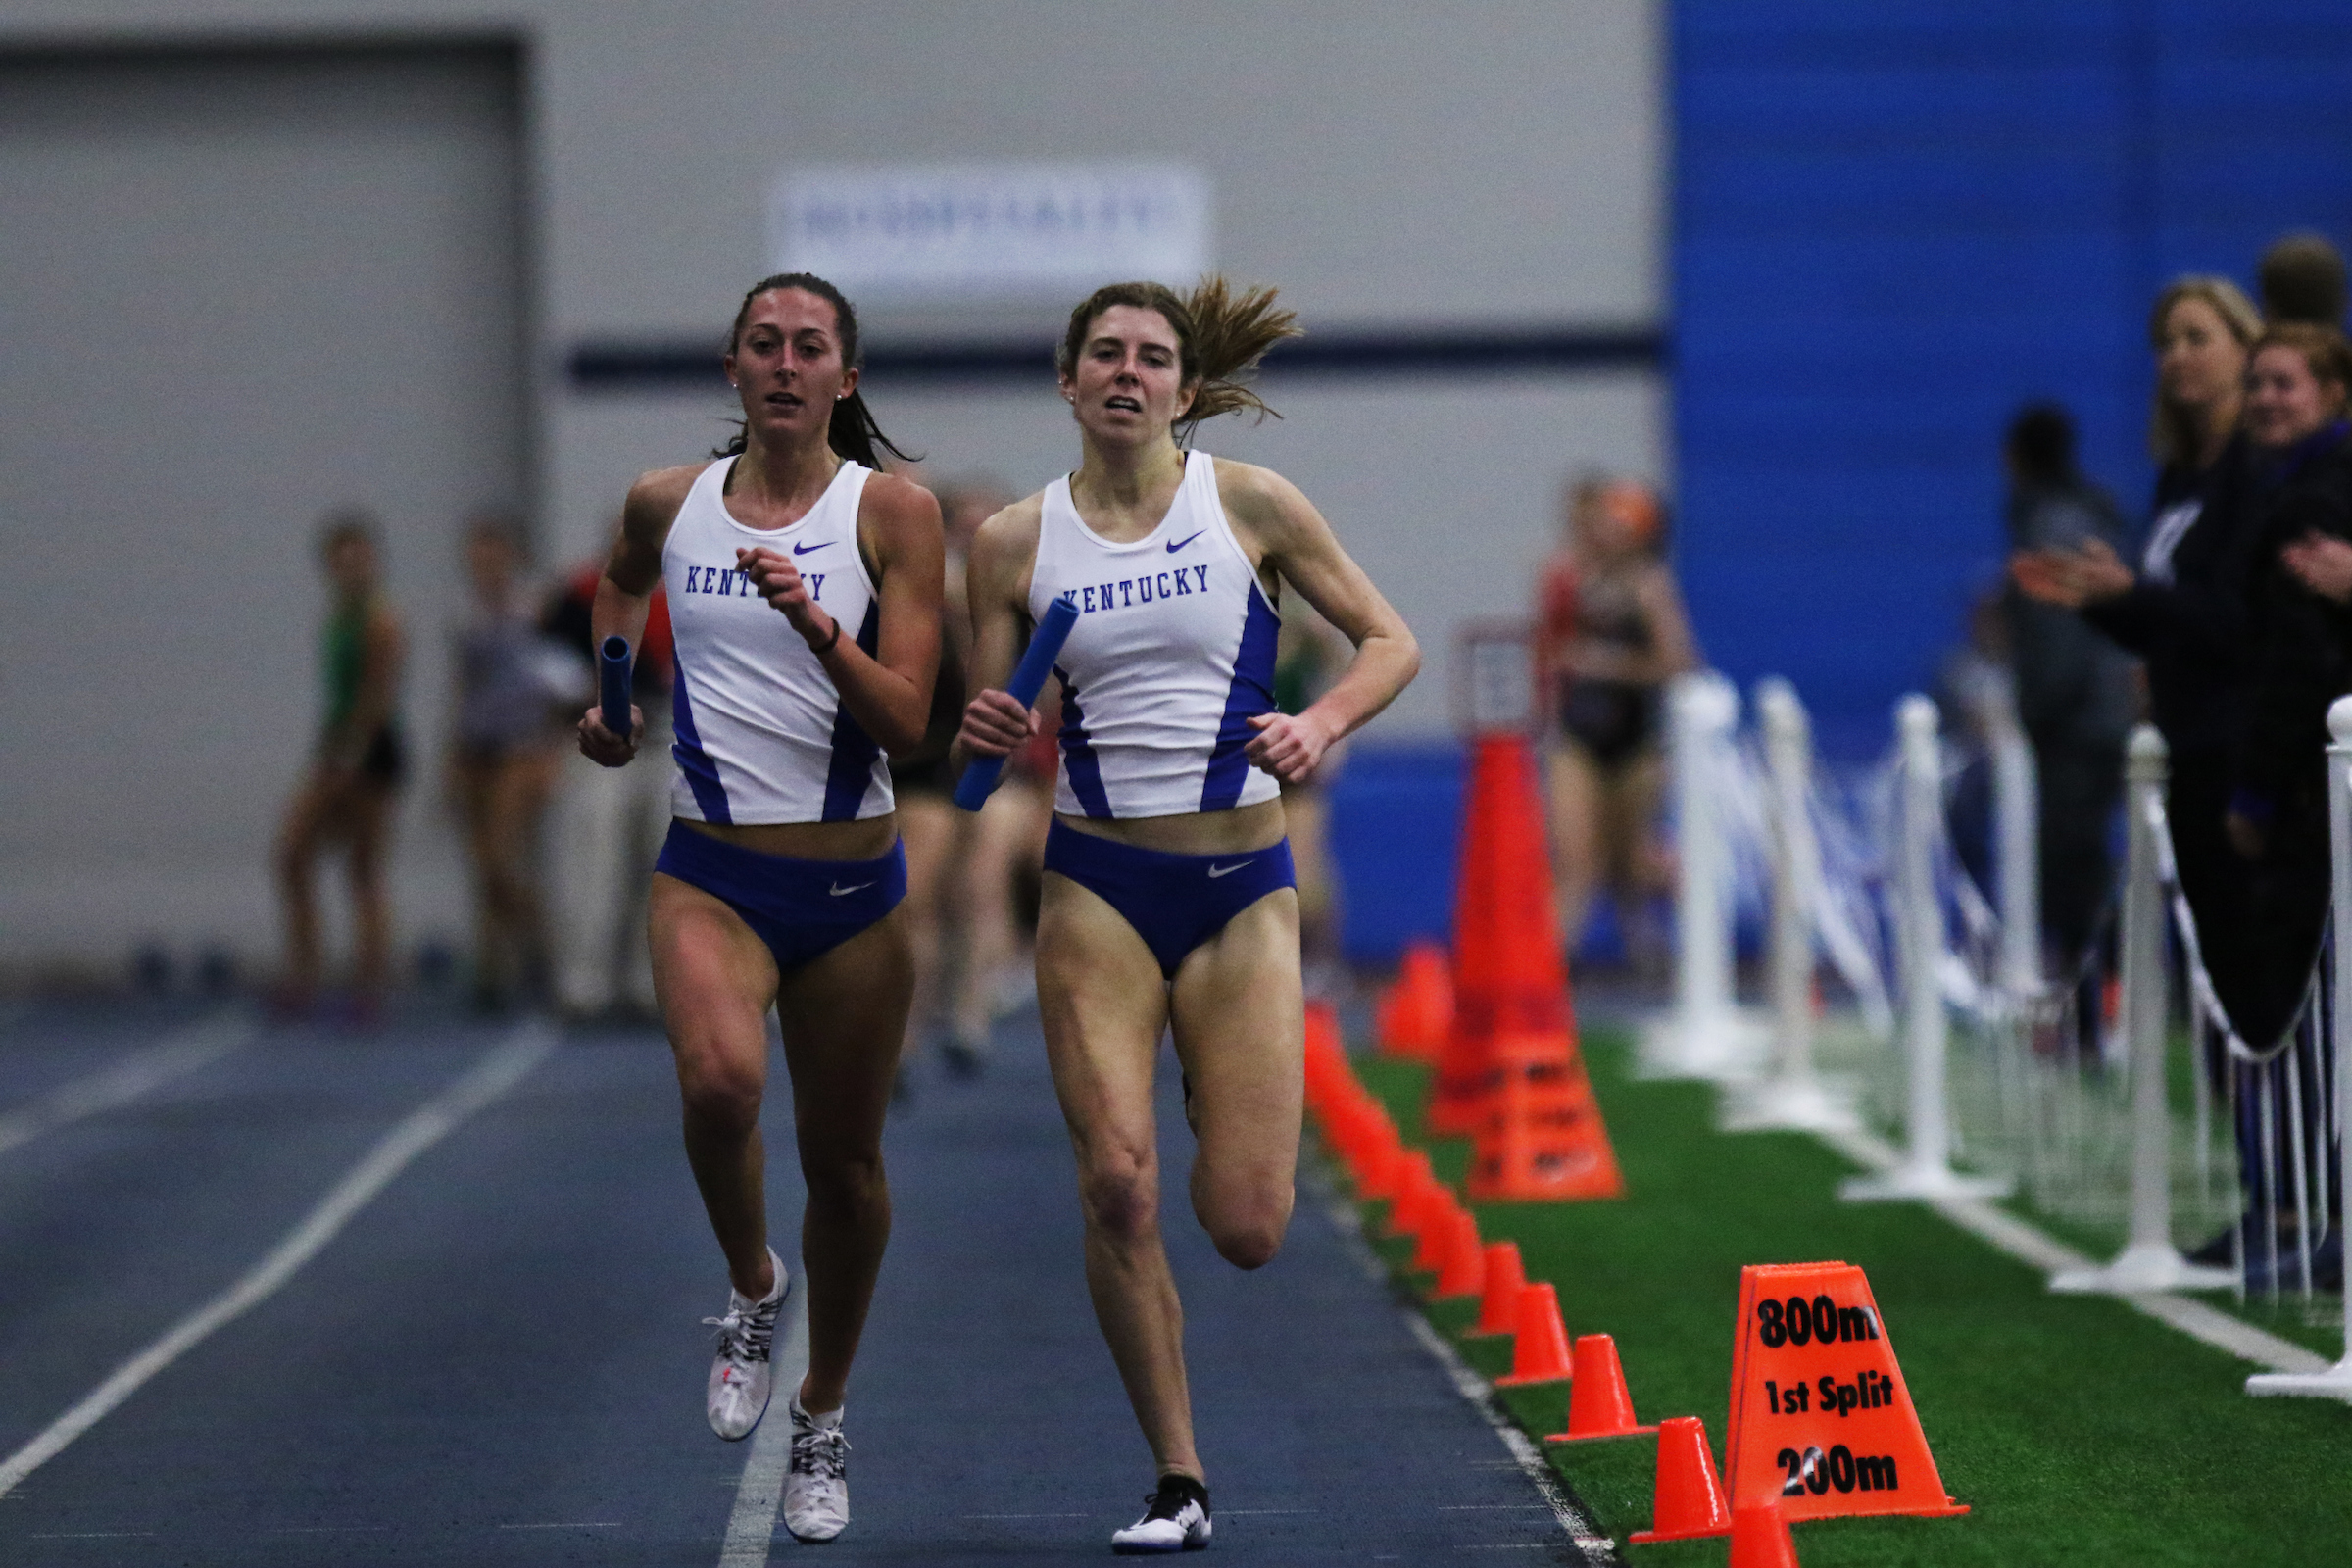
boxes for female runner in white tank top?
[577,273,944,1544]
[958,278,1419,1553]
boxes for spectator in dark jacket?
[2223,324,2352,1042]
[2000,403,2136,970]
[2011,277,2266,1019]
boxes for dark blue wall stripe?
[567,325,1665,391]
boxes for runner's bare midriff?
[1055,795,1287,857]
[678,813,900,862]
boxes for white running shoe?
[1111,1475,1212,1554]
[783,1396,851,1543]
[703,1249,786,1441]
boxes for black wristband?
[810,615,843,656]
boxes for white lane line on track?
[717,1273,812,1567]
[1311,1165,1624,1568]
[0,1021,558,1501]
[1815,1124,2331,1375]
[0,1010,255,1160]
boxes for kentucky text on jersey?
[1070,564,1211,614]
[1028,450,1281,819]
[661,458,891,825]
[681,564,825,600]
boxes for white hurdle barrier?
[1721,678,1858,1132]
[1643,670,1759,1080]
[1842,694,2013,1202]
[2050,726,2236,1294]
[2247,695,2352,1400]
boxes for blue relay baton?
[953,595,1079,811]
[599,635,634,741]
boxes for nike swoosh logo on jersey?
[792,540,833,555]
[1206,860,1251,878]
[829,880,875,896]
[1166,530,1205,553]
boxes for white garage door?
[0,43,526,978]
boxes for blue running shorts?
[1043,817,1297,980]
[655,821,906,973]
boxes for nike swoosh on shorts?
[830,881,875,896]
[1166,531,1204,553]
[1206,861,1251,878]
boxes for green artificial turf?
[1340,1028,2352,1566]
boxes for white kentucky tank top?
[1027,450,1281,819]
[662,456,893,824]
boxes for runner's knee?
[674,1047,762,1136]
[1200,1180,1293,1270]
[802,1146,888,1213]
[1079,1148,1160,1244]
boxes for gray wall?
[0,1,1662,972]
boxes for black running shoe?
[1111,1474,1211,1554]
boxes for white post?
[1987,697,2043,1001]
[2248,695,2352,1397]
[1842,695,2012,1201]
[1644,671,1748,1079]
[1722,679,1856,1131]
[2052,727,2234,1292]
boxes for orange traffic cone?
[1354,1127,1408,1205]
[1629,1416,1734,1544]
[1432,1206,1486,1299]
[1727,1501,1800,1568]
[1544,1335,1656,1441]
[1429,734,1576,1137]
[1376,939,1453,1062]
[1384,1152,1440,1240]
[1465,1242,1527,1337]
[1463,1034,1624,1202]
[1723,1262,1968,1521]
[1410,1189,1461,1273]
[1494,1283,1574,1387]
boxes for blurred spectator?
[274,510,406,1022]
[544,526,673,1019]
[1534,475,1697,974]
[446,514,569,1011]
[2225,324,2352,1043]
[2011,276,2264,1021]
[2259,231,2347,328]
[1999,403,2135,970]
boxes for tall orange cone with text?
[1376,939,1454,1062]
[1723,1262,1967,1523]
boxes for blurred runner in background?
[274,510,406,1024]
[446,513,568,1012]
[1534,475,1697,976]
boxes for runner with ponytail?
[578,272,944,1543]
[957,276,1419,1553]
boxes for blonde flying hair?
[2147,275,2263,465]
[1056,275,1302,439]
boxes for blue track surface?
[0,999,1590,1564]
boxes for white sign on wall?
[770,162,1211,297]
